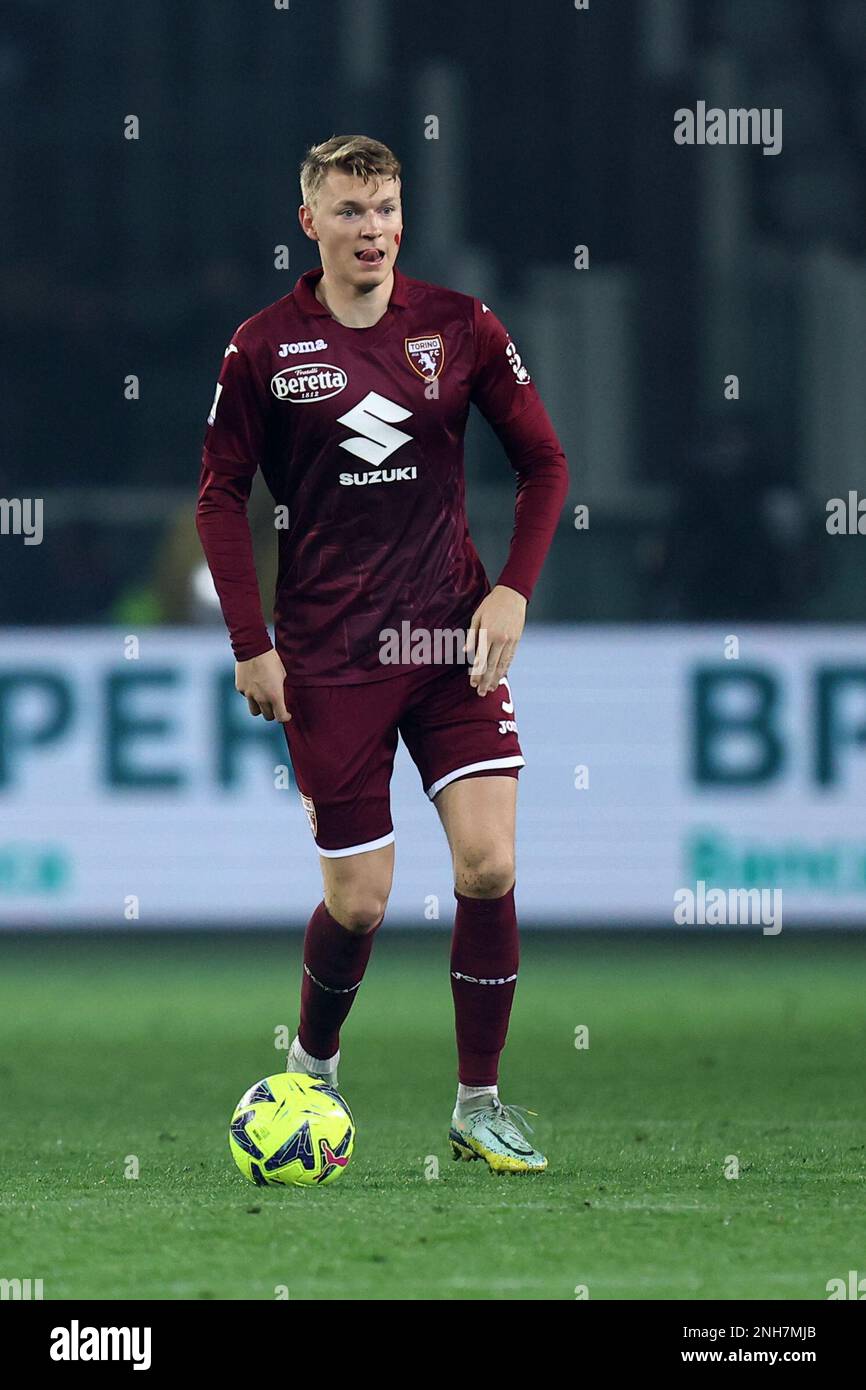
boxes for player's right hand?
[235,648,291,722]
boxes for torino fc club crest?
[299,792,317,837]
[405,334,445,381]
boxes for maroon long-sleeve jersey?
[197,264,569,684]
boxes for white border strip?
[317,830,395,859]
[425,755,525,801]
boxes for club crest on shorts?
[299,792,317,836]
[405,334,445,381]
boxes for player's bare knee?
[327,893,388,933]
[454,849,515,900]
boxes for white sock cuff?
[295,1038,340,1072]
[457,1083,498,1104]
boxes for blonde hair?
[300,135,401,212]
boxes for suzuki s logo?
[337,391,413,465]
[271,363,347,402]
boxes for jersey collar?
[293,263,409,318]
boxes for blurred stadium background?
[1,0,865,928]
[3,0,866,1306]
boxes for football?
[229,1073,355,1187]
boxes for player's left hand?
[465,585,526,695]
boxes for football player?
[197,135,569,1173]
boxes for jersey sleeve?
[202,334,272,478]
[195,465,273,661]
[469,299,569,602]
[196,331,273,660]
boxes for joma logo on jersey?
[405,334,444,381]
[271,363,347,402]
[278,338,328,356]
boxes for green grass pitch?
[1,929,864,1300]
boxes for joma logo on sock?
[451,971,518,985]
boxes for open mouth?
[355,249,385,265]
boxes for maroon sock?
[298,901,381,1059]
[450,887,519,1086]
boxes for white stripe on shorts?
[316,830,396,859]
[425,755,525,801]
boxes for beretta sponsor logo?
[271,363,348,403]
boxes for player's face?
[304,171,402,290]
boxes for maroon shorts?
[281,664,524,856]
